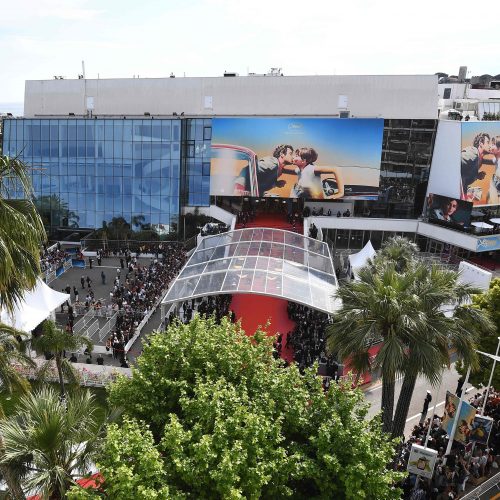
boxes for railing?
[45,270,57,284]
[124,287,168,353]
[73,309,96,334]
[461,471,500,499]
[99,312,118,342]
[83,319,99,340]
[42,256,73,283]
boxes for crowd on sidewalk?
[40,242,71,273]
[397,386,500,499]
[103,245,188,360]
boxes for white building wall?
[426,121,462,200]
[24,75,438,119]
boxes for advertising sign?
[210,118,384,199]
[461,122,500,206]
[407,444,438,479]
[428,193,472,228]
[470,415,493,444]
[441,391,477,444]
[477,234,500,252]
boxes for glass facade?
[2,118,185,234]
[182,118,212,207]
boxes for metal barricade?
[99,312,118,342]
[45,270,57,284]
[73,308,96,334]
[84,319,100,340]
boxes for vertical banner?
[440,391,477,444]
[210,118,383,199]
[470,415,494,444]
[407,444,438,479]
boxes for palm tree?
[32,320,93,400]
[0,155,46,310]
[327,263,423,433]
[0,155,47,498]
[390,264,493,437]
[0,386,102,499]
[327,240,494,436]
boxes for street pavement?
[364,364,467,436]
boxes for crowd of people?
[166,294,234,326]
[200,222,229,237]
[283,302,339,377]
[40,242,71,273]
[102,245,187,363]
[396,386,500,499]
[237,209,257,227]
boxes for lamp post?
[481,337,500,415]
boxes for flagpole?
[444,365,471,463]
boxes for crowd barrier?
[73,309,96,334]
[124,287,168,353]
[43,256,74,283]
[462,471,500,499]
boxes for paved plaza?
[48,254,166,366]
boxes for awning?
[162,228,339,314]
[0,279,70,332]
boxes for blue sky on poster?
[0,0,495,104]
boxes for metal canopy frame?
[161,228,339,314]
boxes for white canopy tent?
[348,241,376,279]
[0,279,70,332]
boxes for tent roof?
[162,228,339,314]
[0,279,70,332]
[348,241,376,279]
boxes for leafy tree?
[0,386,102,500]
[32,319,93,399]
[327,237,493,436]
[72,316,403,499]
[67,418,172,500]
[457,277,500,388]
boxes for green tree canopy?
[0,386,102,499]
[457,277,500,388]
[71,316,403,499]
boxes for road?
[363,364,472,436]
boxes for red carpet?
[235,213,303,234]
[230,294,294,363]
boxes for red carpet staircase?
[235,213,303,234]
[231,213,301,363]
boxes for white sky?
[0,0,495,104]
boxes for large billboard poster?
[428,193,472,228]
[210,118,384,199]
[461,122,500,206]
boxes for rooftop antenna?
[82,60,86,79]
